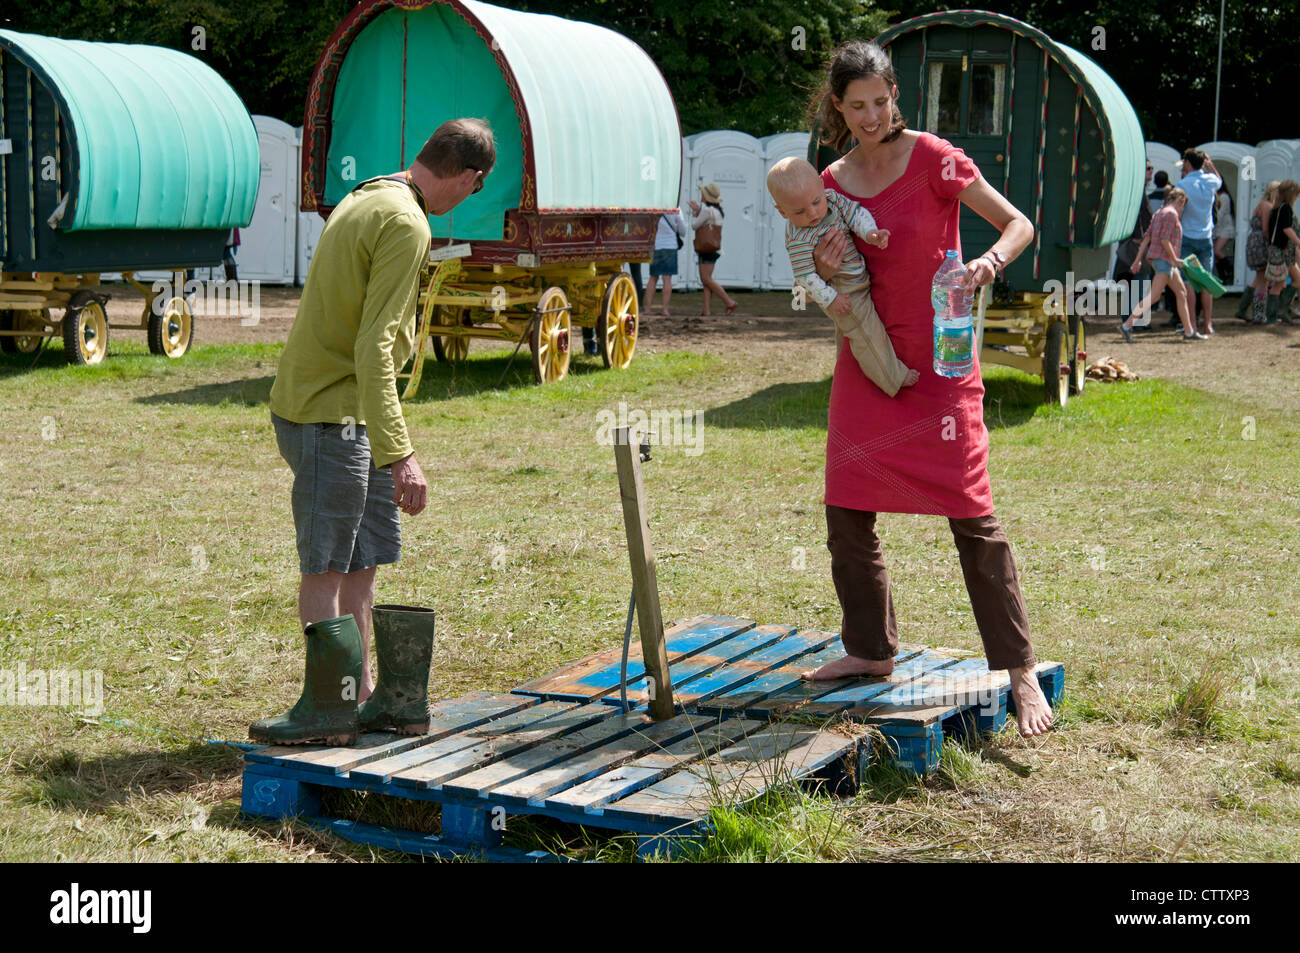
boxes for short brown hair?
[809,41,907,153]
[1278,179,1300,207]
[416,118,495,178]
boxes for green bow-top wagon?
[302,0,682,389]
[0,30,257,364]
[813,10,1147,406]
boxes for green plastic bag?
[1180,254,1226,297]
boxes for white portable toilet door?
[242,117,297,285]
[758,132,810,290]
[688,133,762,289]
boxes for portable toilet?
[757,132,809,291]
[1195,140,1256,291]
[237,116,298,285]
[680,130,762,291]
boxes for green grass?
[2,330,1298,862]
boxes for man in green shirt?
[252,119,495,745]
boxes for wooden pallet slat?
[438,709,660,800]
[602,724,858,826]
[388,704,619,790]
[543,718,766,814]
[245,693,540,775]
[487,713,712,807]
[510,615,756,701]
[348,700,579,785]
[661,628,841,707]
[612,623,797,708]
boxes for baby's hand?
[867,228,890,249]
[900,367,920,388]
[830,294,852,316]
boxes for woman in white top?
[644,209,687,318]
[689,183,738,318]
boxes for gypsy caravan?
[0,30,258,363]
[302,0,682,387]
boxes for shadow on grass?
[132,351,612,407]
[705,372,1045,432]
[12,741,244,813]
[136,374,275,407]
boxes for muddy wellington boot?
[357,604,436,735]
[249,614,363,745]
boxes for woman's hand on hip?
[963,256,997,288]
[813,230,847,281]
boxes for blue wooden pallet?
[242,689,861,861]
[241,614,1064,859]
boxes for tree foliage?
[0,1,1286,145]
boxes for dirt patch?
[97,283,1300,411]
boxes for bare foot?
[901,367,920,387]
[359,678,375,704]
[801,655,894,680]
[1008,666,1053,736]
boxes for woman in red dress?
[800,41,1053,737]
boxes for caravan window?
[968,64,1006,135]
[926,62,962,134]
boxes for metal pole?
[1213,0,1225,141]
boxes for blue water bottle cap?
[946,249,959,258]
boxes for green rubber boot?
[358,604,436,735]
[249,614,362,746]
[1266,294,1281,324]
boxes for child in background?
[767,157,919,395]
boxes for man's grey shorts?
[271,412,401,575]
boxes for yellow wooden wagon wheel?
[1068,314,1086,395]
[1042,319,1069,407]
[430,306,471,362]
[62,292,109,366]
[530,286,571,383]
[596,272,638,369]
[148,296,194,358]
[0,308,50,354]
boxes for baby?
[767,157,919,395]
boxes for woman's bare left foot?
[802,655,894,680]
[1008,666,1053,736]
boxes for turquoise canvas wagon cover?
[0,29,258,272]
[302,0,681,263]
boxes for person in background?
[1149,170,1170,216]
[1114,161,1155,295]
[223,227,240,282]
[1121,188,1202,342]
[1213,183,1235,282]
[1238,180,1279,323]
[1264,179,1300,324]
[1176,148,1222,336]
[642,208,687,322]
[689,183,737,319]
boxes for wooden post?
[613,425,674,720]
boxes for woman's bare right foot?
[801,655,895,680]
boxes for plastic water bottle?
[932,249,974,378]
